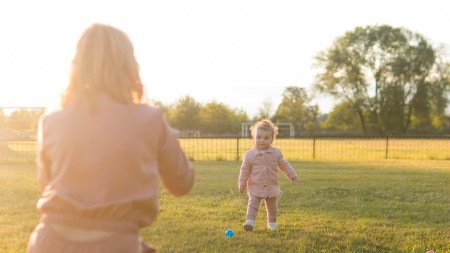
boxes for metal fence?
[0,140,36,164]
[179,136,450,161]
[1,136,449,165]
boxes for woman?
[27,23,194,253]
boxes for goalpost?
[241,122,295,138]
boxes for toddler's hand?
[239,185,246,193]
[291,177,299,184]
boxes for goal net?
[241,122,295,138]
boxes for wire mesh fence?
[1,136,449,165]
[0,140,36,164]
[179,136,450,161]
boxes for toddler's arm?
[239,185,246,193]
[238,152,251,193]
[278,151,298,184]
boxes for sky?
[1,0,450,117]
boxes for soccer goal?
[241,122,295,138]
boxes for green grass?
[1,160,449,252]
[0,165,40,253]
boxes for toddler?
[238,119,298,231]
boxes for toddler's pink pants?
[246,195,278,223]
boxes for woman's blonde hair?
[61,23,143,107]
[250,119,279,139]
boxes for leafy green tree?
[255,98,273,120]
[314,25,436,134]
[200,101,238,135]
[273,86,319,134]
[7,108,44,131]
[409,82,432,130]
[169,96,202,131]
[426,51,450,131]
[323,101,362,132]
[232,109,249,134]
[304,104,321,134]
[378,85,406,134]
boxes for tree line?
[0,108,44,132]
[159,24,450,136]
[1,25,449,136]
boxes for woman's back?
[28,23,194,253]
[37,94,194,231]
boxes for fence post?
[385,136,389,159]
[312,137,316,160]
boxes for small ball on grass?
[225,229,234,237]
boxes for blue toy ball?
[225,229,234,237]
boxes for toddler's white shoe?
[243,219,255,231]
[267,222,278,231]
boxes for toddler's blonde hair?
[250,119,279,139]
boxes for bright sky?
[1,0,449,117]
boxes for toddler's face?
[254,128,273,150]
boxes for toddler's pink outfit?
[238,146,297,225]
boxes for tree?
[409,82,432,130]
[7,108,44,131]
[378,84,406,134]
[169,96,202,130]
[255,98,273,120]
[232,109,249,134]
[200,101,243,135]
[425,48,450,131]
[273,86,319,134]
[323,101,362,132]
[313,25,436,135]
[160,96,249,135]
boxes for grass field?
[0,160,449,252]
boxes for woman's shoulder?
[39,104,65,122]
[136,102,162,112]
[135,103,165,119]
